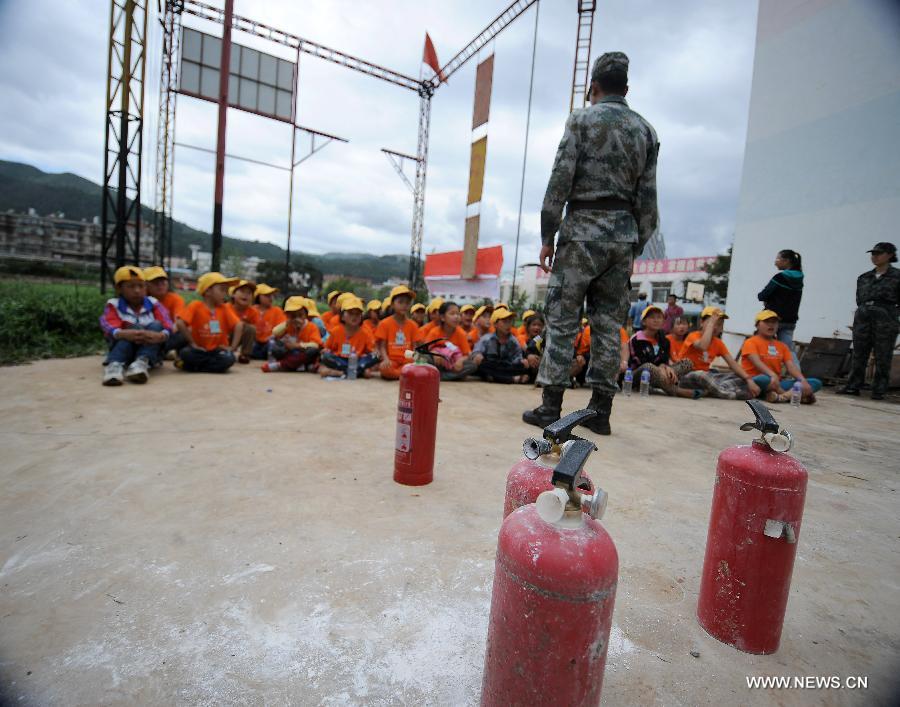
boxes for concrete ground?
[0,356,898,706]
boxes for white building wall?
[726,0,900,341]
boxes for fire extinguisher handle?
[550,438,597,491]
[741,400,780,435]
[542,408,598,445]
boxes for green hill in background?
[0,159,410,282]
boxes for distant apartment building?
[0,210,155,266]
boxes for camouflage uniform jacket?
[540,95,659,251]
[855,266,900,318]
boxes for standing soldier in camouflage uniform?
[523,52,659,435]
[838,242,899,400]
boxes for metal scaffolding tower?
[101,0,149,292]
[569,0,596,112]
[154,0,183,269]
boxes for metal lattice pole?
[408,84,433,290]
[101,0,148,292]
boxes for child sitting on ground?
[471,308,531,383]
[263,296,324,372]
[225,280,260,364]
[100,266,173,385]
[251,284,286,360]
[468,304,494,346]
[427,301,475,381]
[627,305,699,398]
[409,302,426,328]
[515,310,535,340]
[417,298,445,342]
[143,265,186,354]
[176,272,243,373]
[740,310,821,403]
[678,307,760,400]
[459,304,476,337]
[363,300,381,334]
[374,286,419,380]
[321,291,343,331]
[666,316,690,362]
[319,295,380,378]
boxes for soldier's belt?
[567,197,633,212]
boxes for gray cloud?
[0,0,758,268]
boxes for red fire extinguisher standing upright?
[504,409,597,518]
[697,400,808,654]
[482,438,617,706]
[393,340,443,486]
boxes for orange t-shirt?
[363,318,379,334]
[273,319,323,346]
[517,331,529,348]
[575,327,590,356]
[468,326,493,345]
[178,300,240,351]
[226,303,260,329]
[680,331,729,372]
[326,324,374,358]
[740,335,790,377]
[667,334,686,362]
[159,291,185,321]
[375,316,419,365]
[321,311,340,331]
[252,305,287,342]
[619,327,628,344]
[417,321,440,343]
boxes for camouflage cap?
[591,52,629,83]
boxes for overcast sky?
[0,0,758,267]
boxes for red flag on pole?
[423,33,446,83]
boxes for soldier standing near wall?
[838,242,899,401]
[523,52,660,435]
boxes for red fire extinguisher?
[504,409,597,518]
[697,400,807,654]
[393,340,443,486]
[482,438,617,706]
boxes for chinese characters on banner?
[632,257,717,276]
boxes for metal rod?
[511,0,540,304]
[175,141,291,170]
[211,0,233,272]
[286,125,296,290]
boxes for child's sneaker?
[103,362,125,386]
[125,357,150,384]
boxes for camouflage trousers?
[847,305,899,394]
[537,240,633,395]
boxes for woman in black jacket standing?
[758,249,804,356]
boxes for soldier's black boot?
[583,389,613,436]
[522,386,564,428]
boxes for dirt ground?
[0,356,898,706]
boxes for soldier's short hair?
[595,70,628,95]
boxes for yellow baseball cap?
[410,303,426,313]
[341,295,364,312]
[426,297,445,314]
[640,305,664,320]
[303,298,321,317]
[581,317,589,326]
[196,272,239,296]
[754,309,780,323]
[491,308,516,324]
[114,265,144,285]
[142,266,167,281]
[522,309,536,322]
[700,306,729,319]
[255,283,278,297]
[474,304,493,320]
[387,284,416,305]
[367,299,381,311]
[495,302,509,309]
[327,290,342,304]
[228,279,257,296]
[284,296,310,314]
[460,304,476,314]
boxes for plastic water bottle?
[622,368,633,396]
[347,349,358,380]
[266,340,276,366]
[639,369,651,398]
[790,381,802,407]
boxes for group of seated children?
[624,303,821,404]
[100,266,821,403]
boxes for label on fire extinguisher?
[396,391,413,457]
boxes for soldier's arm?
[540,114,580,247]
[633,129,660,255]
